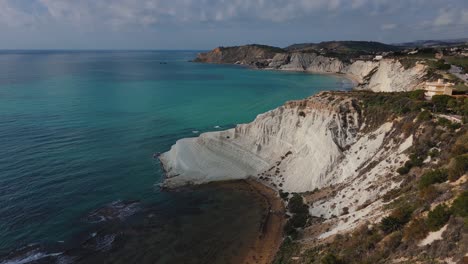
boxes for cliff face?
[160,91,467,262]
[193,44,284,65]
[194,46,428,92]
[160,92,412,228]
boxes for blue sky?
[1,0,467,49]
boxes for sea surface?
[0,50,352,263]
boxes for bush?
[432,95,452,113]
[428,149,439,158]
[437,117,452,127]
[284,221,298,238]
[397,166,410,175]
[408,90,426,100]
[409,153,425,167]
[288,194,307,214]
[289,211,308,228]
[321,253,343,264]
[279,191,289,200]
[380,216,404,233]
[427,204,451,231]
[418,169,448,189]
[380,205,414,233]
[451,191,468,217]
[417,110,432,121]
[284,193,310,236]
[447,154,468,182]
[403,218,429,240]
[433,59,451,70]
[419,185,440,202]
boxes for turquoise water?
[0,51,350,261]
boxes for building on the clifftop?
[424,79,454,98]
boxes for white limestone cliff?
[160,91,415,238]
[267,54,427,92]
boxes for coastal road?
[449,65,468,84]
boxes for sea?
[0,50,352,263]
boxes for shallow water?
[0,50,350,262]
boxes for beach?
[239,179,286,264]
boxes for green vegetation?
[273,238,300,264]
[380,204,414,233]
[284,193,310,238]
[279,190,290,200]
[447,154,468,181]
[418,169,448,189]
[428,59,451,71]
[273,91,467,263]
[321,253,343,264]
[403,218,429,240]
[451,191,468,217]
[427,204,451,231]
[445,56,468,73]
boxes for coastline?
[174,179,286,264]
[239,179,286,264]
[192,60,361,89]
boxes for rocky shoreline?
[193,45,428,93]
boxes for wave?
[84,200,140,223]
[0,250,62,264]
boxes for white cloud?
[433,8,455,27]
[381,23,396,30]
[0,0,36,27]
[461,9,468,25]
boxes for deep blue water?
[0,51,351,263]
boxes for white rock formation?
[267,53,427,92]
[161,92,411,190]
[160,92,415,238]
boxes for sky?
[0,0,467,50]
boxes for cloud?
[0,0,467,49]
[381,23,396,30]
[461,9,468,25]
[0,0,398,28]
[0,0,36,27]
[433,8,455,27]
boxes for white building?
[424,79,454,98]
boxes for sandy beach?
[238,179,286,264]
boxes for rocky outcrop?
[193,44,284,66]
[194,46,428,92]
[160,92,413,234]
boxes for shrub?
[403,218,429,240]
[432,59,451,70]
[284,221,298,238]
[417,110,432,121]
[428,149,439,158]
[408,90,426,100]
[397,166,410,175]
[279,191,289,200]
[437,117,452,127]
[451,132,468,155]
[431,95,452,112]
[427,204,451,231]
[285,193,310,235]
[419,185,440,202]
[321,253,343,264]
[288,194,308,214]
[409,153,425,167]
[418,169,448,189]
[447,154,468,182]
[289,212,308,228]
[451,191,468,217]
[380,205,414,233]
